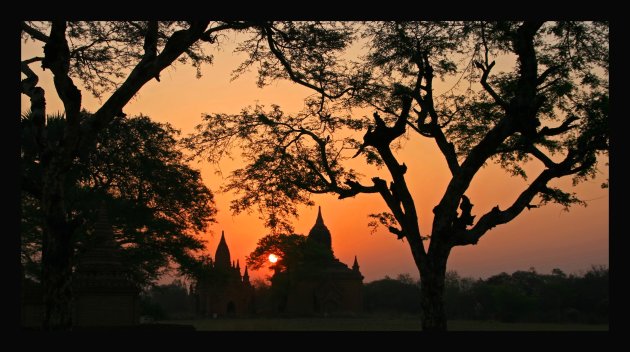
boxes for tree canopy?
[246,233,306,273]
[186,21,608,330]
[21,113,216,286]
[187,21,608,236]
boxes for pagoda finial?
[352,255,360,272]
[307,205,332,250]
[316,206,324,225]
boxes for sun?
[268,254,278,263]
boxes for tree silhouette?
[246,233,307,273]
[187,21,608,330]
[21,114,216,287]
[20,20,270,330]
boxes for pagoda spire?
[352,255,360,272]
[214,230,231,268]
[316,206,324,225]
[243,266,250,285]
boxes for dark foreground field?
[157,318,608,331]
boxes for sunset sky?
[21,29,609,283]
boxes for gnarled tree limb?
[22,22,49,42]
[455,168,555,245]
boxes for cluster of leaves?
[184,105,363,234]
[246,230,336,274]
[234,21,357,97]
[246,233,306,272]
[21,113,216,286]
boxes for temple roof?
[214,231,231,268]
[307,206,332,250]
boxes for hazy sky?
[21,28,609,283]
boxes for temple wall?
[285,277,363,316]
[74,294,139,326]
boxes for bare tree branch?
[475,24,508,109]
[539,115,579,136]
[22,22,49,42]
[455,138,586,246]
[388,225,405,240]
[475,60,508,110]
[22,57,44,65]
[433,126,460,175]
[412,54,461,175]
[455,167,556,245]
[338,180,379,199]
[202,21,252,40]
[360,109,424,251]
[528,145,559,169]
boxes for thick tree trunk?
[419,250,449,331]
[40,165,74,330]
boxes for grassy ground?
[156,317,608,331]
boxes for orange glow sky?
[21,30,609,283]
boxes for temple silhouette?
[22,205,365,327]
[191,207,364,317]
[273,207,364,315]
[22,204,140,328]
[191,231,254,317]
[72,204,140,326]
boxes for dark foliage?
[443,266,608,323]
[21,114,216,286]
[363,274,423,315]
[363,266,607,324]
[140,280,194,320]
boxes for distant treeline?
[364,266,608,324]
[142,266,608,324]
